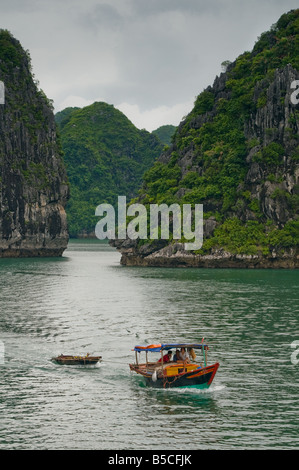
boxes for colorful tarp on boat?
[133,342,208,352]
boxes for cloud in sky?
[0,0,298,131]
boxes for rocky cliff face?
[243,65,298,226]
[112,10,299,268]
[0,30,69,257]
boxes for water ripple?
[0,243,298,449]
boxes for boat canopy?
[133,343,208,352]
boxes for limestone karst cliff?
[0,30,69,257]
[112,10,299,268]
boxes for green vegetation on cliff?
[55,107,80,127]
[136,9,299,258]
[56,103,163,237]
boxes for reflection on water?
[0,240,298,449]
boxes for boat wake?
[161,383,226,395]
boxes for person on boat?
[188,347,196,361]
[174,349,184,361]
[173,349,180,362]
[157,350,172,363]
[179,347,190,363]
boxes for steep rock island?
[113,10,299,268]
[0,30,69,257]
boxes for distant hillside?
[113,9,299,268]
[55,102,163,237]
[152,124,177,146]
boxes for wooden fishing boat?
[129,342,219,389]
[52,354,102,365]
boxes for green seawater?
[0,240,298,449]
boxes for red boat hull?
[130,362,219,389]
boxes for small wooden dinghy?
[52,354,102,365]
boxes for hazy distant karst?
[152,124,177,146]
[113,10,299,268]
[0,30,69,257]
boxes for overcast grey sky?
[1,0,298,131]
